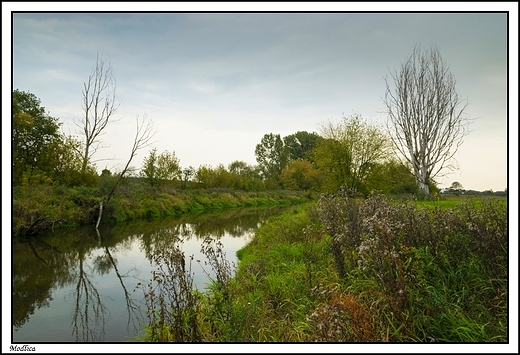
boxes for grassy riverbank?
[140,192,507,342]
[12,182,314,237]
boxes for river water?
[12,206,292,343]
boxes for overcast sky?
[5,4,517,192]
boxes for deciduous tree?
[280,159,323,191]
[283,131,321,163]
[12,89,61,185]
[314,115,391,194]
[364,159,418,195]
[140,148,181,187]
[78,53,120,176]
[384,45,471,195]
[254,133,287,183]
[98,115,156,228]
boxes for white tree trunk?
[95,201,103,230]
[418,181,429,195]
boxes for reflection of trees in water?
[13,206,291,340]
[69,231,143,342]
[71,252,109,342]
[70,243,143,341]
[186,207,287,239]
[13,238,74,329]
[102,245,142,333]
[13,227,143,342]
[139,207,291,253]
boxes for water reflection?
[12,206,292,342]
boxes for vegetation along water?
[135,190,507,342]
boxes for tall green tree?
[13,89,61,185]
[313,138,351,193]
[254,133,287,183]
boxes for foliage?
[140,148,181,187]
[450,181,464,190]
[279,159,323,191]
[364,159,418,195]
[12,180,312,236]
[255,133,287,182]
[13,90,98,187]
[315,190,507,341]
[194,164,265,191]
[137,234,202,342]
[12,184,101,237]
[313,115,391,194]
[180,166,196,189]
[52,135,99,187]
[227,160,263,190]
[283,131,322,163]
[13,89,61,185]
[254,131,322,189]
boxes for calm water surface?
[12,206,292,342]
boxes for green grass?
[414,195,507,209]
[136,192,507,342]
[217,194,506,342]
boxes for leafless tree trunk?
[95,114,156,229]
[383,45,471,195]
[79,53,120,175]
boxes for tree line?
[13,44,472,198]
[12,89,419,196]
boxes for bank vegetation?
[140,190,507,342]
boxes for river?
[12,206,292,343]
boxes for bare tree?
[383,45,472,195]
[96,114,156,229]
[78,53,120,175]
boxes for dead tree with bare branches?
[383,45,472,195]
[96,115,156,229]
[78,53,120,176]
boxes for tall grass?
[139,190,507,342]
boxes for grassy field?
[414,194,507,209]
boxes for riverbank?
[226,194,508,342]
[12,183,315,237]
[140,192,507,342]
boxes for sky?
[5,4,517,192]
